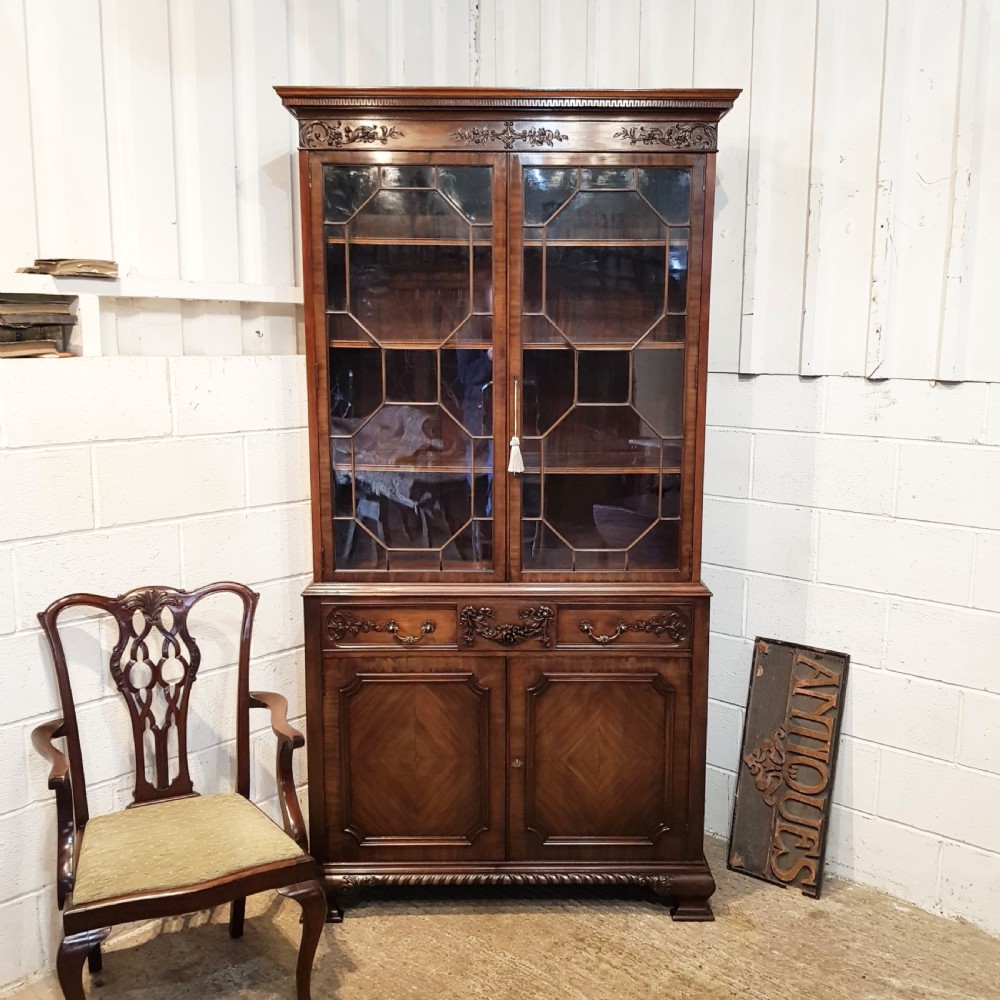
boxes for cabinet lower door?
[508,656,692,861]
[324,655,506,861]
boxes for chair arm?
[249,691,308,851]
[30,719,75,908]
[249,690,304,749]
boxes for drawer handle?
[385,620,436,645]
[579,620,629,645]
[511,758,525,768]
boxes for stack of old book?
[17,258,118,278]
[0,295,77,357]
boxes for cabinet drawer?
[323,604,457,650]
[557,604,693,650]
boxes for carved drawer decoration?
[459,605,555,648]
[324,606,456,649]
[557,606,692,650]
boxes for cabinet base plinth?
[323,856,715,921]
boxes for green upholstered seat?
[72,793,306,906]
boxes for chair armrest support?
[31,719,75,908]
[249,691,308,851]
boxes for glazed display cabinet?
[278,87,738,921]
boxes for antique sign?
[728,638,850,898]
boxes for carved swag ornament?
[460,605,555,648]
[451,121,570,149]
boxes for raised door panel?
[508,655,692,861]
[324,654,505,861]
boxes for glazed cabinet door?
[310,152,508,582]
[507,655,693,861]
[323,654,506,862]
[507,153,708,582]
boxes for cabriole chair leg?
[286,880,327,1000]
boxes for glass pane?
[521,350,573,434]
[578,350,629,404]
[381,165,434,188]
[547,191,665,242]
[580,168,634,190]
[441,349,493,436]
[523,168,577,224]
[473,246,492,313]
[645,315,686,343]
[669,231,689,314]
[521,315,566,346]
[349,243,470,343]
[328,313,373,345]
[547,245,665,345]
[628,520,679,569]
[352,404,469,470]
[544,408,661,470]
[449,314,493,346]
[385,350,438,402]
[351,190,469,241]
[443,521,491,570]
[523,520,572,570]
[325,240,346,312]
[438,167,493,222]
[523,246,543,313]
[328,346,382,425]
[324,166,377,223]
[638,168,691,224]
[331,443,354,516]
[545,474,644,548]
[632,346,685,437]
[335,517,387,570]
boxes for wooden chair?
[32,582,327,1000]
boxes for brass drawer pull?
[385,620,436,645]
[511,758,524,768]
[579,620,629,645]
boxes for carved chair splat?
[32,582,326,1000]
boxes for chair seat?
[72,793,307,906]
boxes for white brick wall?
[0,357,310,990]
[703,373,1000,939]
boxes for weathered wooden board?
[728,637,850,899]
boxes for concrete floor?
[8,837,1000,1000]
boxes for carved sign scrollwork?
[300,120,404,149]
[613,122,718,150]
[460,605,554,648]
[743,727,787,807]
[450,121,570,149]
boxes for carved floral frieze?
[300,120,404,149]
[613,122,717,150]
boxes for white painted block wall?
[0,358,312,989]
[701,373,1000,935]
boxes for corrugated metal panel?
[2,0,999,375]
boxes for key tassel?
[508,375,524,474]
